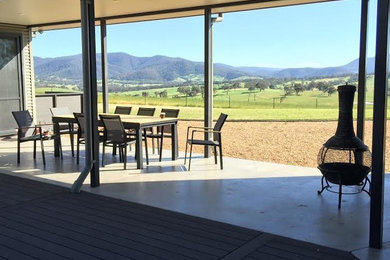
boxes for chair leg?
[184,140,189,164]
[17,139,21,164]
[151,134,155,154]
[33,140,37,159]
[159,135,164,162]
[188,143,193,171]
[40,138,46,166]
[69,123,75,157]
[58,136,63,159]
[119,146,123,162]
[102,142,106,167]
[144,129,149,165]
[213,146,217,164]
[76,138,80,164]
[123,145,127,170]
[219,144,223,170]
[112,144,117,156]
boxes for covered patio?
[0,0,389,258]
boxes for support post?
[369,0,390,248]
[101,19,109,113]
[71,0,100,192]
[357,0,369,140]
[204,8,213,158]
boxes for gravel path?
[169,120,390,171]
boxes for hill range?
[34,52,374,84]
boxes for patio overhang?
[1,0,336,31]
[0,0,388,251]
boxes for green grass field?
[37,75,386,121]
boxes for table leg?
[171,123,178,160]
[135,128,143,169]
[53,121,60,157]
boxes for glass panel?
[0,34,22,135]
[0,37,20,98]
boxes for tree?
[222,84,233,95]
[248,85,256,92]
[190,85,201,97]
[160,90,168,98]
[327,86,337,96]
[232,82,241,89]
[255,80,268,92]
[306,81,317,91]
[154,91,159,98]
[141,91,149,97]
[284,85,294,96]
[293,83,304,95]
[177,86,191,96]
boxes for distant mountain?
[34,53,375,84]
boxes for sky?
[32,0,378,69]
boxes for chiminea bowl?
[318,145,371,185]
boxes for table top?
[52,114,178,129]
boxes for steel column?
[357,0,369,140]
[71,0,100,192]
[369,0,390,248]
[100,19,109,113]
[204,8,213,158]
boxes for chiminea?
[317,84,371,209]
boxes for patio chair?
[50,107,77,157]
[12,110,62,165]
[133,107,157,153]
[146,108,180,161]
[114,106,132,115]
[73,113,104,164]
[184,113,228,170]
[100,114,148,169]
[136,107,156,116]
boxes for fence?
[35,92,83,124]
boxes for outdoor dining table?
[52,114,178,169]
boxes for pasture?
[36,76,385,121]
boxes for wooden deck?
[0,173,357,259]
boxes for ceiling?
[0,0,334,31]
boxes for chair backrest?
[114,106,132,115]
[73,113,85,138]
[158,108,180,134]
[12,110,35,137]
[213,113,228,141]
[51,107,73,131]
[161,108,180,118]
[99,114,126,144]
[137,107,156,116]
[50,107,71,116]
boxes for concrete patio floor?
[0,136,389,259]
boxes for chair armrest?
[190,129,221,140]
[17,126,38,130]
[186,126,213,141]
[187,126,213,130]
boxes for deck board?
[0,173,358,259]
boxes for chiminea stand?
[317,175,371,209]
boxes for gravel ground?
[165,120,390,171]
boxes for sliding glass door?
[0,33,23,136]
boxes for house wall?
[0,23,35,118]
